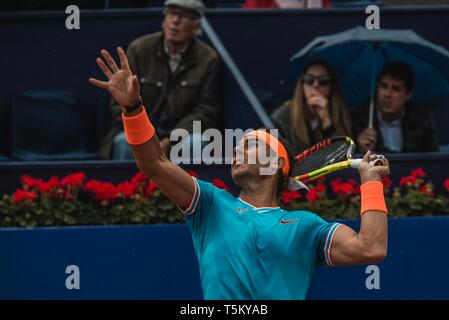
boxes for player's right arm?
[89,47,194,210]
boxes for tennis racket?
[292,136,385,182]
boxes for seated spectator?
[100,0,221,159]
[271,60,351,155]
[352,62,438,153]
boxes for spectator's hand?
[89,47,141,108]
[357,151,390,184]
[307,90,331,129]
[160,138,171,156]
[357,128,378,153]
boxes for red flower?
[21,175,39,189]
[399,175,417,186]
[330,178,342,189]
[411,168,426,178]
[282,190,302,205]
[131,172,147,185]
[187,170,200,178]
[212,179,231,192]
[84,180,102,193]
[61,172,86,188]
[36,180,52,194]
[314,184,327,193]
[306,189,319,203]
[48,176,60,188]
[382,176,392,189]
[94,182,118,201]
[419,184,433,197]
[330,178,358,197]
[12,189,37,204]
[444,178,449,192]
[12,189,27,204]
[145,181,159,196]
[340,183,358,195]
[117,181,137,199]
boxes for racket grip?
[350,159,363,169]
[350,158,385,169]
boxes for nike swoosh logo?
[280,218,299,225]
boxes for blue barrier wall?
[1,217,448,299]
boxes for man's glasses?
[164,7,199,21]
[302,74,331,86]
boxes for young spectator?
[352,62,438,153]
[271,60,351,154]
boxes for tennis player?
[90,48,389,300]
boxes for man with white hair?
[100,0,221,160]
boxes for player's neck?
[239,183,279,208]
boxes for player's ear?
[278,157,286,171]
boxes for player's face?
[231,136,277,186]
[377,75,412,118]
[163,6,199,46]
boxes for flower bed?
[1,168,448,227]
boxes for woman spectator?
[271,59,351,154]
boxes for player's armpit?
[132,137,196,212]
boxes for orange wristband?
[122,106,155,145]
[360,181,388,216]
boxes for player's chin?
[232,163,263,181]
[231,162,245,175]
[231,163,251,180]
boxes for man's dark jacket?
[100,31,221,159]
[351,104,439,153]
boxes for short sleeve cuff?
[178,177,201,216]
[324,223,342,267]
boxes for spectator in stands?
[100,0,221,159]
[352,62,438,153]
[271,60,351,154]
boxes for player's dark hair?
[255,128,295,201]
[275,137,295,200]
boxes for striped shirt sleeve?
[178,177,201,216]
[323,223,342,267]
[315,217,342,267]
[180,177,218,232]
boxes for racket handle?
[350,157,385,169]
[350,159,363,169]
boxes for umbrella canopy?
[289,27,449,111]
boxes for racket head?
[292,136,355,181]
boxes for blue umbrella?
[289,26,449,128]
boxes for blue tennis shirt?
[183,178,341,300]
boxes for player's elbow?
[362,246,387,264]
[136,160,162,178]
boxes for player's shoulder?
[195,178,235,200]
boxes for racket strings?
[292,140,350,177]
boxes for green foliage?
[0,192,183,228]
